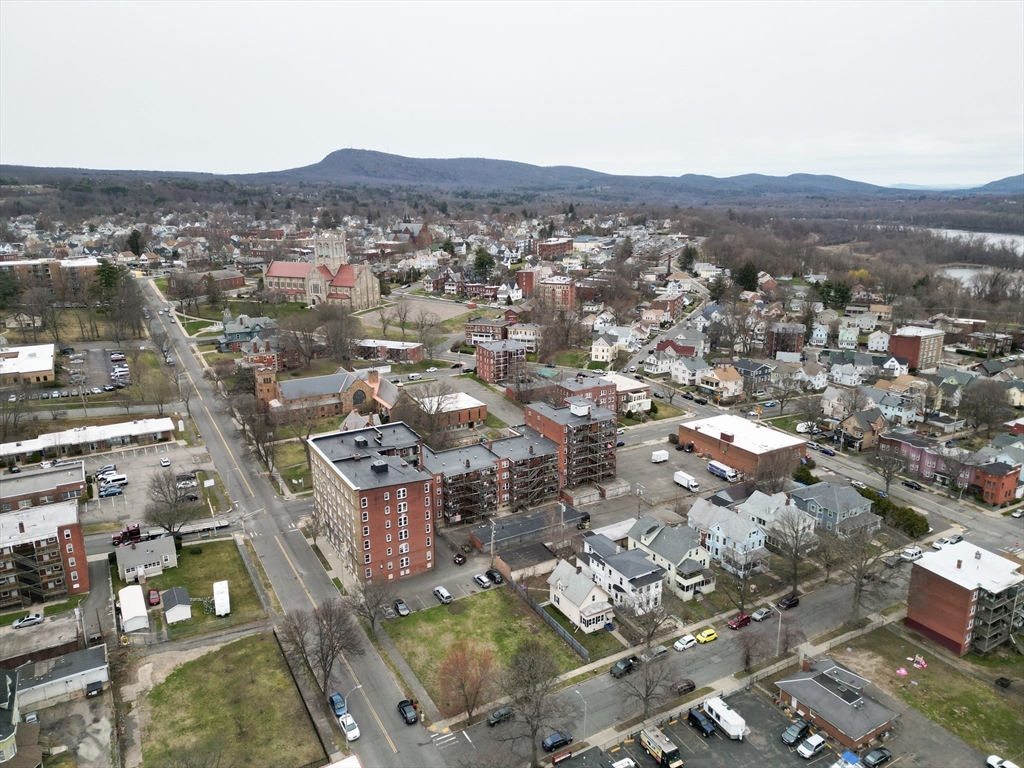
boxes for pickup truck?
[610,656,640,678]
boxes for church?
[263,232,381,311]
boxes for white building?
[582,533,665,613]
[734,491,817,549]
[546,560,613,634]
[670,356,711,386]
[687,499,768,576]
[118,585,150,633]
[867,330,889,353]
[626,516,715,601]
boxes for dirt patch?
[832,645,900,695]
[39,696,113,768]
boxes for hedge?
[856,488,929,537]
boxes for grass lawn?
[201,351,240,366]
[183,319,216,335]
[273,441,307,468]
[484,413,508,429]
[385,588,580,704]
[619,402,686,425]
[439,311,480,332]
[542,605,625,660]
[279,463,312,491]
[765,415,802,434]
[283,359,342,379]
[553,350,590,369]
[153,277,169,294]
[142,541,264,632]
[847,628,1024,756]
[143,633,325,767]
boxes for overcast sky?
[2,1,1022,186]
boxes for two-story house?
[838,408,888,452]
[546,560,614,634]
[687,499,768,576]
[217,311,279,353]
[735,491,817,550]
[867,330,889,353]
[670,356,711,386]
[627,516,715,601]
[837,327,859,350]
[790,482,880,538]
[797,362,829,391]
[583,533,666,614]
[732,359,774,396]
[698,365,744,402]
[808,324,829,347]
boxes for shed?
[213,580,230,616]
[163,587,192,625]
[118,585,150,633]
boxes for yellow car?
[695,628,718,644]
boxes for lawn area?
[143,633,325,767]
[273,441,307,468]
[439,310,480,332]
[153,277,169,294]
[282,358,342,379]
[280,463,312,492]
[385,588,580,704]
[846,628,1024,756]
[553,350,590,369]
[187,299,311,322]
[542,605,625,660]
[619,401,686,425]
[183,319,217,335]
[765,415,802,434]
[201,350,240,366]
[484,413,508,429]
[142,541,264,635]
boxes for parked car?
[695,628,718,644]
[670,678,696,695]
[728,613,751,629]
[485,569,504,585]
[99,486,123,498]
[13,613,43,629]
[781,719,811,746]
[473,574,492,589]
[487,706,514,726]
[610,656,639,678]
[797,733,827,758]
[339,713,360,741]
[764,401,777,408]
[932,537,950,550]
[541,731,573,752]
[329,692,347,716]
[687,707,716,737]
[160,457,170,467]
[694,397,708,405]
[453,553,466,565]
[947,534,963,545]
[750,608,772,622]
[640,645,669,663]
[433,586,453,604]
[863,748,893,767]
[397,699,418,724]
[819,447,836,456]
[184,493,200,502]
[901,546,923,562]
[426,367,437,372]
[674,634,697,651]
[902,480,923,490]
[148,589,160,606]
[851,480,867,489]
[450,363,463,369]
[683,392,695,400]
[7,466,20,474]
[1012,509,1024,519]
[393,599,411,617]
[616,440,626,447]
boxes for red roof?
[330,264,357,287]
[266,261,314,278]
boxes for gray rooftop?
[586,533,665,582]
[422,444,496,475]
[468,501,585,550]
[528,398,616,426]
[278,370,350,400]
[116,535,176,570]
[478,339,528,353]
[490,426,559,462]
[627,516,702,567]
[547,560,607,609]
[16,645,107,690]
[791,482,870,515]
[558,376,613,393]
[163,586,191,611]
[310,424,427,490]
[0,461,85,498]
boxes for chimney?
[721,432,734,444]
[576,566,582,575]
[956,560,962,570]
[801,655,812,672]
[367,370,379,385]
[529,445,535,455]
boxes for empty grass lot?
[542,605,625,660]
[845,628,1024,756]
[143,633,325,767]
[385,588,580,704]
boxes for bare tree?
[780,618,807,655]
[815,530,845,583]
[621,655,672,719]
[281,312,322,368]
[617,591,673,651]
[309,599,364,691]
[376,305,393,339]
[870,452,905,494]
[279,609,316,674]
[436,638,497,722]
[391,298,412,341]
[935,447,975,498]
[304,505,326,548]
[797,392,823,432]
[838,523,888,623]
[754,451,794,494]
[414,308,444,361]
[143,468,196,535]
[838,386,868,418]
[771,373,803,415]
[0,386,30,443]
[737,630,767,673]
[345,579,396,637]
[500,638,577,768]
[959,379,1014,438]
[179,379,195,419]
[391,379,458,451]
[767,504,818,596]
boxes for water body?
[937,265,994,286]
[926,228,1024,256]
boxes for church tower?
[313,231,348,274]
[254,367,280,411]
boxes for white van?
[100,473,129,487]
[901,546,923,562]
[407,373,422,381]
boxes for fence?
[508,580,590,663]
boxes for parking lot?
[614,441,733,505]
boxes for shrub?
[189,546,203,555]
[793,465,820,485]
[650,402,659,414]
[668,433,679,444]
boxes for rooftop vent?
[370,459,388,474]
[354,437,368,448]
[975,550,982,560]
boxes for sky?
[1,1,1022,187]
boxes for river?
[926,227,1024,256]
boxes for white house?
[808,324,829,347]
[546,560,613,634]
[856,313,878,332]
[880,355,909,378]
[590,334,618,363]
[627,516,715,601]
[644,351,673,375]
[735,492,817,550]
[671,356,711,386]
[797,362,829,391]
[831,363,863,387]
[583,533,666,614]
[496,281,523,303]
[820,386,848,419]
[838,327,859,350]
[686,499,768,576]
[118,585,150,633]
[162,586,192,624]
[867,330,889,353]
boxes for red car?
[148,589,160,606]
[727,613,751,629]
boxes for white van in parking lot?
[100,473,129,487]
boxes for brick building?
[677,414,805,478]
[969,462,1021,506]
[765,322,806,357]
[355,339,424,364]
[0,258,100,304]
[516,269,537,298]
[904,540,1024,656]
[489,427,560,511]
[409,392,487,432]
[0,463,86,512]
[537,276,576,310]
[0,500,89,610]
[0,343,55,387]
[255,367,406,421]
[535,238,573,260]
[464,317,509,346]
[524,399,617,491]
[423,444,497,526]
[168,268,244,296]
[309,424,435,583]
[476,340,527,384]
[889,326,944,371]
[553,376,617,413]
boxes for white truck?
[673,470,700,492]
[652,450,669,463]
[702,696,746,740]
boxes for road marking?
[432,733,458,748]
[275,535,317,609]
[462,731,474,746]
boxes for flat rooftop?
[0,343,54,375]
[412,391,486,413]
[309,424,427,490]
[422,444,495,475]
[0,500,80,546]
[916,540,1024,593]
[490,426,559,462]
[0,462,85,498]
[527,399,615,426]
[681,414,805,453]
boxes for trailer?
[673,470,700,492]
[213,580,231,617]
[639,727,683,768]
[652,450,669,463]
[707,460,739,482]
[702,696,745,740]
[177,519,231,538]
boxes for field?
[142,633,325,767]
[385,588,580,704]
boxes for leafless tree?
[737,629,767,673]
[797,392,823,431]
[838,386,868,418]
[815,530,845,583]
[838,523,889,623]
[935,447,975,498]
[754,451,794,494]
[391,379,458,450]
[870,452,905,494]
[308,599,365,691]
[621,654,673,719]
[345,579,396,636]
[281,312,322,368]
[959,379,1014,437]
[304,505,326,548]
[179,379,195,418]
[436,638,497,723]
[768,504,818,595]
[143,468,196,535]
[322,305,360,363]
[19,286,50,344]
[414,308,444,361]
[391,298,412,341]
[617,591,674,651]
[780,619,806,655]
[279,609,316,674]
[0,386,30,443]
[771,373,803,415]
[376,304,393,339]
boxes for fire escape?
[10,540,67,606]
[564,418,616,488]
[443,460,498,525]
[509,449,559,511]
[973,584,1023,654]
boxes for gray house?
[115,536,178,582]
[626,516,715,601]
[163,587,192,625]
[790,482,880,537]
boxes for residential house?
[969,461,1022,506]
[830,364,863,387]
[732,359,774,396]
[854,312,877,332]
[464,317,509,346]
[816,308,839,326]
[735,491,817,549]
[506,323,543,353]
[808,324,829,347]
[686,498,768,576]
[670,356,711,386]
[115,535,178,582]
[790,482,880,537]
[601,372,652,414]
[643,351,673,376]
[837,327,859,350]
[880,355,910,378]
[496,281,524,304]
[582,533,666,613]
[626,516,715,601]
[838,408,887,452]
[860,385,918,426]
[867,330,889,353]
[546,560,614,634]
[776,657,899,750]
[590,334,618,364]
[796,362,828,391]
[697,365,744,402]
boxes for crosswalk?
[431,731,460,750]
[247,522,297,538]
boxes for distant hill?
[2,149,1019,204]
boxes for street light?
[771,603,784,658]
[575,688,587,743]
[345,683,363,703]
[635,484,645,519]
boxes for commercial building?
[525,399,617,491]
[677,414,806,479]
[476,340,527,384]
[553,376,617,413]
[0,343,55,386]
[904,540,1024,656]
[355,339,424,364]
[0,418,175,464]
[0,462,86,511]
[0,500,89,610]
[310,424,434,583]
[889,326,944,371]
[409,391,487,432]
[535,237,573,260]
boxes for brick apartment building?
[0,499,89,610]
[905,541,1024,655]
[423,444,497,526]
[554,376,617,413]
[538,276,576,310]
[489,427,560,511]
[476,340,528,384]
[535,237,573,260]
[409,392,487,432]
[464,317,509,346]
[0,463,87,511]
[678,414,806,478]
[516,269,537,298]
[524,398,617,491]
[0,258,100,304]
[309,424,435,583]
[765,322,806,357]
[970,462,1021,506]
[889,326,945,370]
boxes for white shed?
[163,587,192,625]
[118,585,150,633]
[213,580,230,617]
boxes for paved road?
[140,282,448,768]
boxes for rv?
[673,471,700,492]
[707,460,738,482]
[702,696,745,740]
[638,727,683,768]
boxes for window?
[424,483,431,493]
[68,557,76,567]
[397,502,408,514]
[400,557,410,568]
[64,530,72,539]
[386,534,392,543]
[363,525,370,537]
[387,561,394,570]
[361,511,369,523]
[363,540,371,550]
[399,530,409,541]
[18,500,32,508]
[425,510,431,520]
[387,548,393,557]
[397,488,407,500]
[384,505,391,515]
[398,515,408,528]
[424,496,430,506]
[66,543,74,553]
[360,497,368,509]
[364,553,371,564]
[384,492,390,501]
[385,519,391,529]
[426,537,431,547]
[71,571,78,582]
[399,543,409,554]
[426,551,431,561]
[425,524,431,533]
